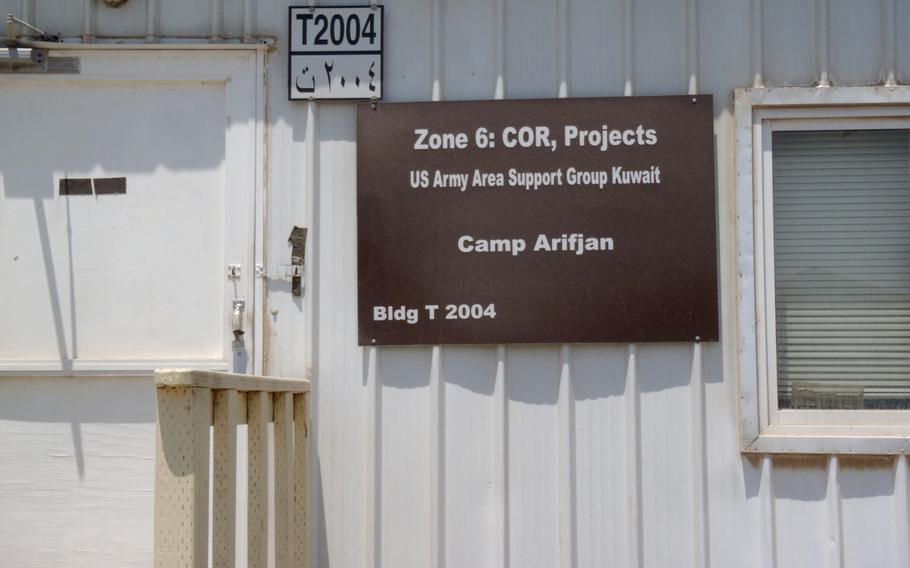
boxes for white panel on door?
[0,50,262,373]
[1,82,224,361]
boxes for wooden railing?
[153,369,311,568]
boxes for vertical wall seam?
[492,1,507,566]
[750,0,764,87]
[881,0,897,86]
[555,1,575,564]
[429,345,445,568]
[690,343,710,568]
[145,0,157,42]
[431,0,443,101]
[620,0,634,96]
[493,0,506,99]
[826,456,844,568]
[759,455,778,568]
[815,0,830,86]
[621,0,639,549]
[253,51,269,376]
[242,0,254,41]
[687,10,711,566]
[624,345,643,568]
[306,93,322,568]
[569,360,578,568]
[556,0,570,98]
[209,0,223,40]
[685,0,709,561]
[685,0,699,94]
[437,349,446,568]
[493,345,510,568]
[429,2,444,565]
[557,345,577,568]
[20,1,35,23]
[81,0,93,41]
[895,457,910,567]
[366,346,381,568]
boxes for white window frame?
[736,86,910,454]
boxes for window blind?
[772,129,910,409]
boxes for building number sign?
[288,6,384,100]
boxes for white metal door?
[0,49,265,375]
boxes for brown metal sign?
[357,95,718,345]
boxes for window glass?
[773,129,910,409]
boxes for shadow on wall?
[367,342,714,403]
[741,454,899,505]
[0,81,227,201]
[0,376,156,480]
[0,376,156,423]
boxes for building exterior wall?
[1,1,909,567]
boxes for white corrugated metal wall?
[1,0,909,567]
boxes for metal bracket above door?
[0,47,79,73]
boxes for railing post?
[294,391,311,568]
[213,389,239,568]
[274,392,295,568]
[154,386,212,568]
[248,390,271,568]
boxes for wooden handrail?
[155,368,311,393]
[153,369,311,568]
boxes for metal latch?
[255,264,303,280]
[288,226,307,296]
[249,226,308,297]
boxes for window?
[773,128,910,411]
[736,88,910,454]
